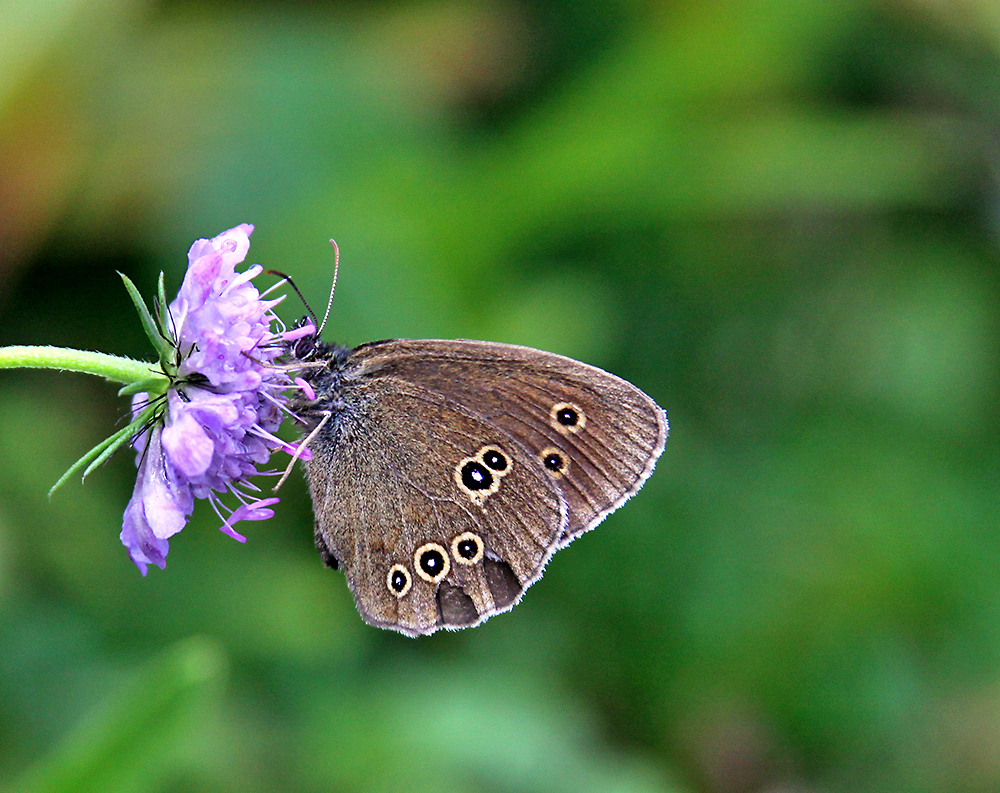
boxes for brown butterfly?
[287,333,667,637]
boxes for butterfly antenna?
[317,240,339,337]
[266,240,339,337]
[266,269,320,331]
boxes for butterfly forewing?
[349,340,667,545]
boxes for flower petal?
[121,493,170,576]
[211,224,253,270]
[162,403,215,478]
[121,430,185,572]
[218,497,280,541]
[138,430,190,540]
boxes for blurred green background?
[2,0,1000,791]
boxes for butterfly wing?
[302,339,667,636]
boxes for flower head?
[121,224,314,575]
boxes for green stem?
[0,345,160,385]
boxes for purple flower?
[121,224,314,575]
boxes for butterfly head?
[286,316,323,363]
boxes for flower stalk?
[0,345,160,386]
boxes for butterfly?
[285,330,666,637]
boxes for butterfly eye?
[540,447,568,478]
[478,446,510,475]
[414,543,451,583]
[386,564,412,597]
[550,402,586,434]
[451,532,484,565]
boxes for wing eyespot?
[540,447,569,478]
[477,446,511,476]
[550,402,586,435]
[387,564,412,597]
[454,456,501,504]
[451,531,485,565]
[414,542,450,583]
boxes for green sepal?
[119,272,173,363]
[81,426,137,481]
[118,375,169,398]
[48,404,159,497]
[156,271,171,340]
[48,426,133,497]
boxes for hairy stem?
[0,345,159,385]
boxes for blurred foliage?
[2,0,1000,791]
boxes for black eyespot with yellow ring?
[414,542,450,583]
[479,446,510,474]
[386,564,412,597]
[455,454,502,504]
[540,447,568,478]
[451,531,484,565]
[461,460,493,491]
[550,402,585,435]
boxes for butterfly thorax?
[288,339,354,427]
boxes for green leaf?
[118,272,173,362]
[47,425,132,497]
